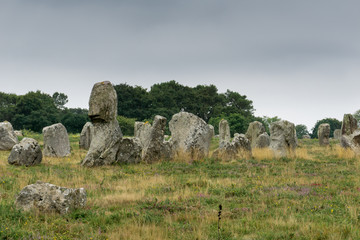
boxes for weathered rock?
[302,134,311,139]
[318,123,330,146]
[269,120,297,157]
[14,130,23,137]
[212,134,251,160]
[208,124,215,138]
[43,123,71,157]
[0,121,18,150]
[169,112,212,159]
[245,121,266,148]
[134,121,152,147]
[142,115,172,162]
[341,130,360,153]
[255,132,270,148]
[81,81,123,167]
[79,122,94,150]
[88,81,117,123]
[81,120,122,167]
[219,119,230,147]
[341,114,358,136]
[8,138,42,166]
[117,137,142,164]
[15,181,86,214]
[333,129,341,140]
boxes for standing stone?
[245,121,267,148]
[43,123,71,157]
[142,115,172,162]
[134,121,152,147]
[8,138,42,166]
[117,138,142,164]
[212,134,251,160]
[341,114,358,136]
[15,181,86,214]
[340,130,360,153]
[0,121,18,150]
[318,123,330,146]
[219,119,230,148]
[81,81,122,167]
[269,120,297,157]
[79,122,94,150]
[255,132,270,148]
[208,124,215,138]
[302,134,311,139]
[169,112,212,159]
[333,129,341,140]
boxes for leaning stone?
[333,129,341,140]
[117,137,142,164]
[79,122,94,150]
[43,123,71,157]
[219,119,230,147]
[8,138,42,166]
[212,134,251,160]
[341,114,358,136]
[269,120,297,158]
[318,123,330,146]
[0,121,18,150]
[255,132,270,148]
[245,121,266,148]
[15,181,86,214]
[169,112,212,159]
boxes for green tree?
[60,108,89,133]
[262,116,281,133]
[311,118,342,138]
[0,92,18,122]
[295,124,309,138]
[117,116,136,136]
[52,92,68,109]
[353,109,360,127]
[209,113,257,136]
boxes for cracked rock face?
[341,130,360,154]
[341,114,358,136]
[8,138,42,166]
[15,181,86,214]
[0,121,18,150]
[42,123,71,157]
[212,134,252,160]
[117,137,142,164]
[245,121,267,148]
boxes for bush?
[117,116,136,136]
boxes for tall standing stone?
[79,122,94,150]
[43,123,71,157]
[219,119,230,147]
[245,121,267,148]
[333,129,341,140]
[81,81,123,167]
[134,121,152,147]
[318,123,330,146]
[169,112,212,159]
[341,114,358,136]
[208,124,215,138]
[269,120,297,157]
[0,121,18,150]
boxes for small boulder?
[117,137,142,164]
[318,123,330,146]
[43,123,71,157]
[302,134,311,139]
[212,134,251,160]
[0,121,19,150]
[79,122,94,150]
[8,138,42,166]
[14,130,23,137]
[15,181,86,214]
[269,120,297,157]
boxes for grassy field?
[1,133,360,239]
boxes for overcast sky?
[1,0,359,130]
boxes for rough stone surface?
[142,115,172,162]
[169,112,212,159]
[81,121,122,167]
[269,120,297,157]
[255,132,270,148]
[302,134,311,139]
[88,81,117,123]
[208,124,215,138]
[43,123,71,157]
[79,122,94,150]
[245,121,266,148]
[117,137,142,164]
[14,130,23,137]
[15,181,86,214]
[341,114,358,136]
[341,130,360,153]
[8,138,42,166]
[318,123,330,146]
[134,121,152,147]
[212,134,251,160]
[219,119,230,147]
[333,129,341,140]
[0,121,18,150]
[81,81,123,167]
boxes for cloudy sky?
[1,0,359,130]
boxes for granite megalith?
[43,123,71,157]
[0,121,18,150]
[8,138,42,166]
[269,120,297,157]
[318,123,330,146]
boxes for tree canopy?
[311,118,342,138]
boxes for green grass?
[1,134,360,239]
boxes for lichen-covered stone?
[134,121,152,147]
[341,114,358,136]
[255,132,270,148]
[8,138,42,166]
[333,129,341,140]
[318,123,330,146]
[43,123,71,157]
[219,119,230,148]
[212,134,251,160]
[117,137,142,164]
[0,121,18,150]
[269,120,297,157]
[79,122,94,150]
[245,121,266,148]
[15,181,86,214]
[341,130,360,154]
